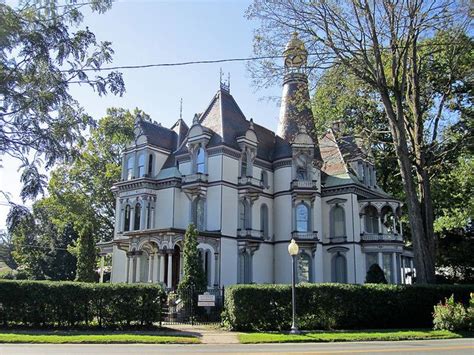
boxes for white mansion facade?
[100,34,415,289]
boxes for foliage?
[75,222,97,283]
[177,224,206,297]
[433,294,474,331]
[10,200,78,280]
[365,264,388,284]
[222,283,474,331]
[0,0,125,200]
[0,333,199,344]
[0,230,17,270]
[45,108,137,243]
[0,280,164,328]
[238,329,462,344]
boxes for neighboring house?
[98,33,414,289]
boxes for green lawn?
[0,332,200,344]
[239,329,466,344]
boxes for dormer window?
[296,167,308,181]
[137,154,145,178]
[261,170,268,187]
[147,154,153,176]
[196,147,205,173]
[126,157,134,180]
[295,153,310,181]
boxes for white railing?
[237,229,264,239]
[291,180,317,189]
[361,233,403,242]
[238,176,264,188]
[292,231,319,240]
[182,173,208,184]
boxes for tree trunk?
[379,90,435,283]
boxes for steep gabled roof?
[338,135,370,162]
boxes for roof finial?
[219,68,230,92]
[193,113,199,125]
[299,122,307,134]
[249,118,254,130]
[227,72,231,93]
[179,98,183,120]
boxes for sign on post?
[198,292,215,307]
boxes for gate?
[161,287,224,325]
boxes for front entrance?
[161,287,224,325]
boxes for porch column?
[99,255,105,283]
[214,252,219,286]
[136,253,142,282]
[377,252,383,269]
[159,253,165,283]
[179,251,183,283]
[140,201,146,230]
[126,253,131,283]
[377,213,382,234]
[148,253,154,283]
[392,253,398,284]
[359,213,364,234]
[130,207,135,231]
[153,253,159,283]
[167,252,173,289]
[150,203,155,229]
[399,220,403,237]
[392,216,397,235]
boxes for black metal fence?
[161,287,224,325]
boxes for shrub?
[433,293,474,331]
[222,283,474,331]
[365,264,388,284]
[0,280,164,328]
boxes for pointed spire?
[179,98,183,120]
[249,118,254,130]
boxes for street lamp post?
[288,239,300,334]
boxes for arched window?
[365,205,379,234]
[196,147,205,173]
[298,252,311,283]
[124,205,131,232]
[134,203,141,230]
[261,170,268,187]
[137,154,145,178]
[241,152,248,177]
[192,198,206,231]
[147,154,153,175]
[296,203,310,232]
[238,250,251,284]
[126,157,134,180]
[332,252,347,283]
[381,206,395,234]
[331,205,346,237]
[239,200,251,230]
[260,204,269,238]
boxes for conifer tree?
[75,223,97,282]
[365,264,388,284]
[177,224,206,296]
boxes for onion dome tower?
[277,32,320,157]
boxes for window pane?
[241,153,247,176]
[138,155,145,177]
[335,254,347,283]
[298,253,310,283]
[333,206,345,237]
[196,148,205,173]
[383,253,393,283]
[366,253,378,271]
[296,204,309,232]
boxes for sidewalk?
[163,324,239,344]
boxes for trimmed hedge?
[222,283,474,331]
[0,280,164,328]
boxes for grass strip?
[0,333,200,344]
[239,329,464,344]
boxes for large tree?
[247,0,471,283]
[1,0,125,201]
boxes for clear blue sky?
[0,0,286,229]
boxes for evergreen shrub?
[222,283,474,331]
[433,293,474,331]
[0,280,164,328]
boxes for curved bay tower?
[99,33,415,289]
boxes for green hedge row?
[0,280,164,328]
[222,283,474,331]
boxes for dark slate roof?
[170,119,189,147]
[338,135,369,162]
[139,120,177,151]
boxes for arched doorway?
[172,244,181,289]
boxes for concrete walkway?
[163,324,239,344]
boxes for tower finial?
[219,69,230,92]
[179,98,183,120]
